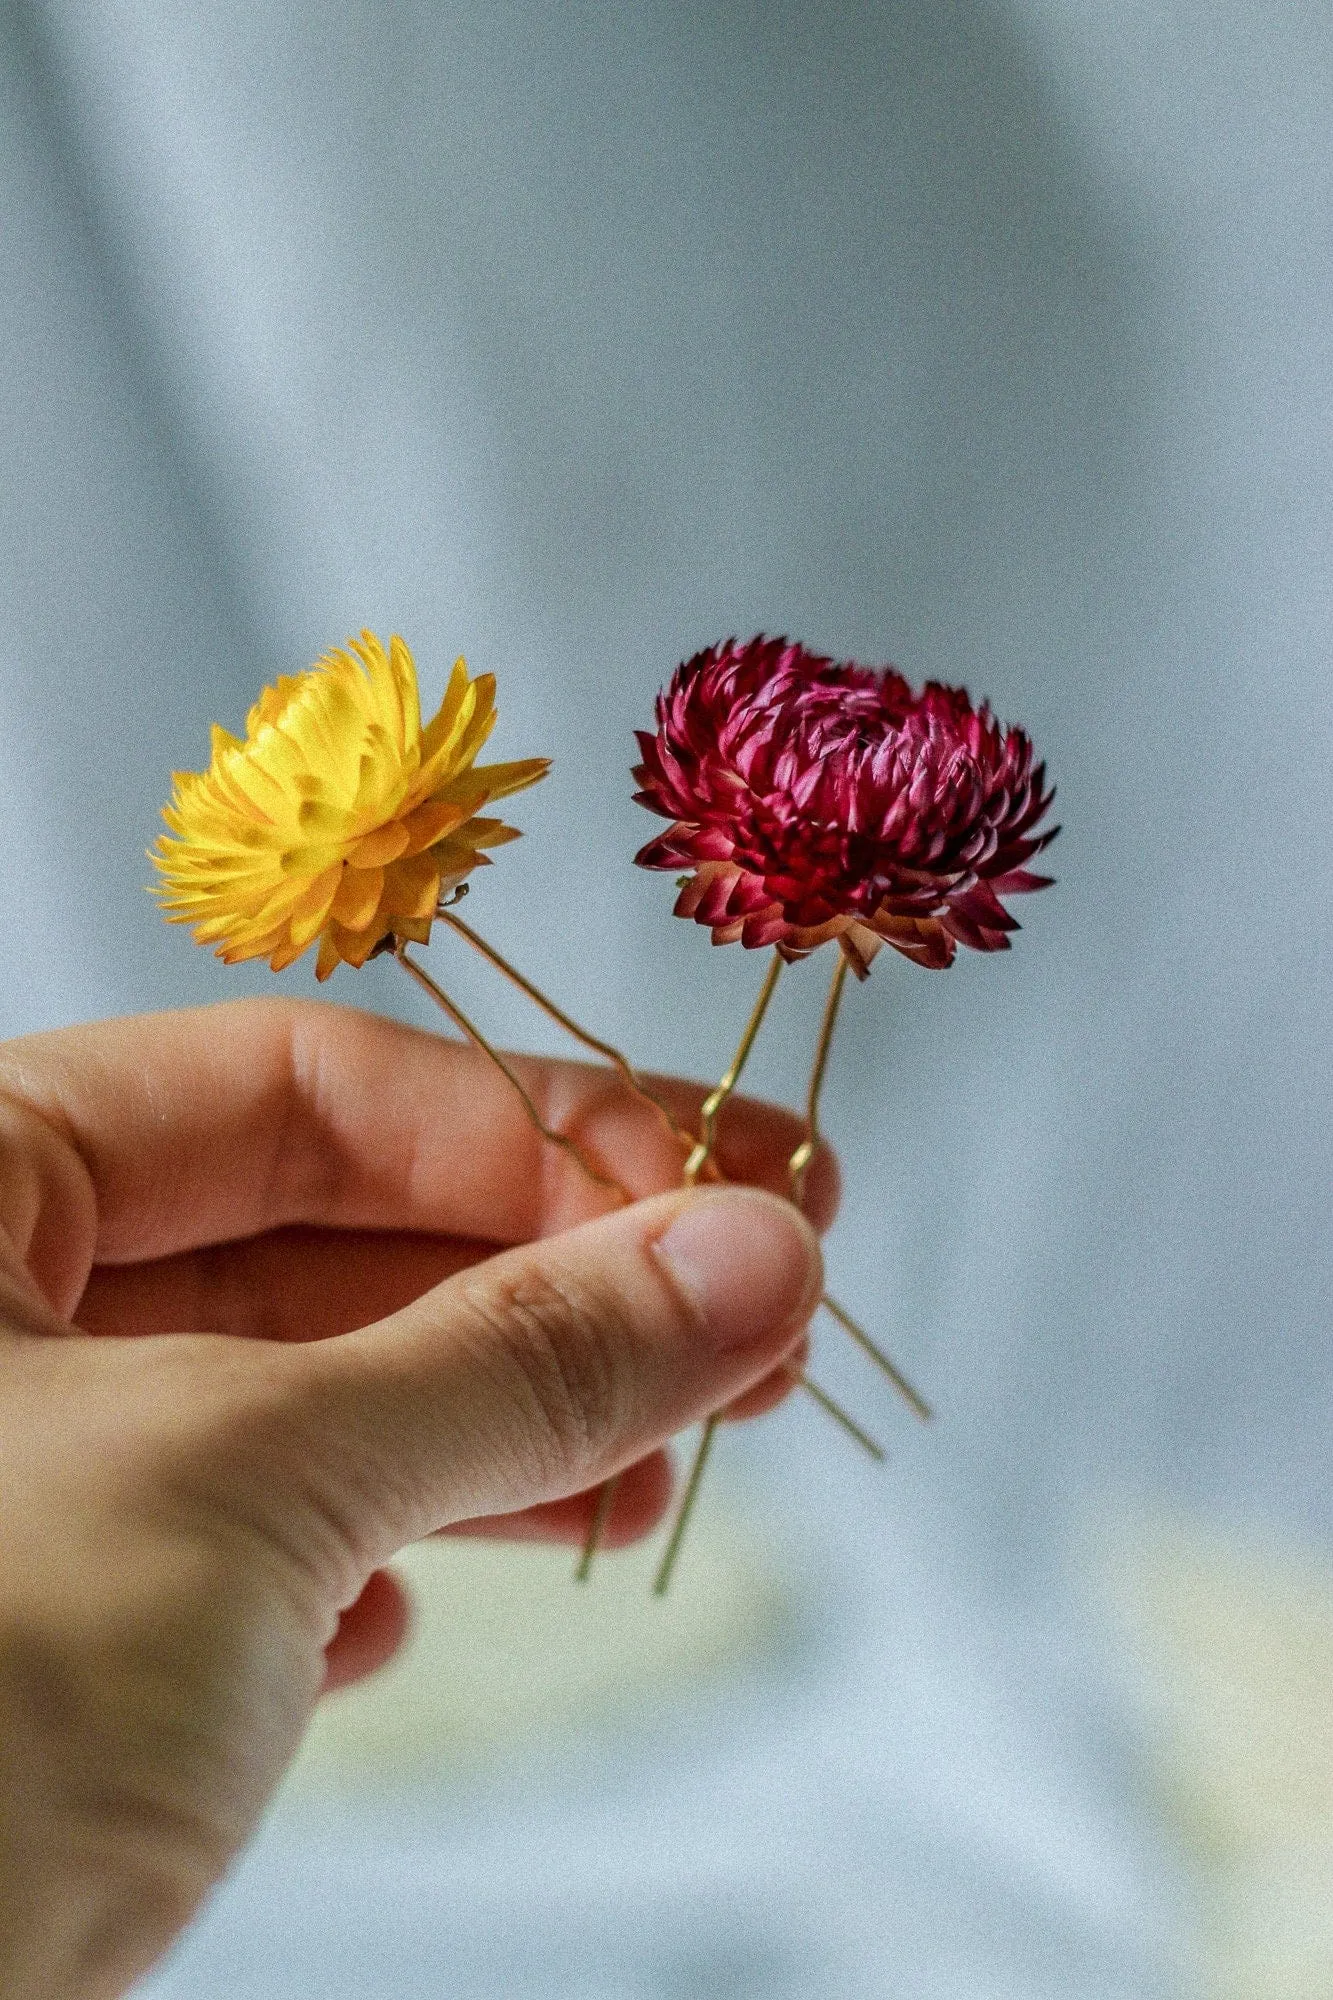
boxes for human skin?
[0,999,834,2000]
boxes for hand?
[0,998,833,2000]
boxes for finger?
[321,1567,411,1693]
[75,1227,490,1343]
[2,1000,839,1311]
[71,1216,820,1363]
[441,1451,672,1548]
[232,1185,823,1584]
[718,1332,810,1422]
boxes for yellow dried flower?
[152,630,549,980]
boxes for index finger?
[0,998,839,1276]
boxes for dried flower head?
[153,631,548,979]
[634,635,1056,973]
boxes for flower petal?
[344,820,412,868]
[330,865,386,930]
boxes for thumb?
[271,1186,821,1578]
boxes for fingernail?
[654,1190,821,1353]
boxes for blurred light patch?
[1103,1515,1333,2000]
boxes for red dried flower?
[633,635,1057,974]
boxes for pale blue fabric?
[2,1,1330,1991]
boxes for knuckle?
[463,1263,625,1481]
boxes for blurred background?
[2,0,1332,1992]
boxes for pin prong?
[653,1414,719,1596]
[575,1475,621,1583]
[820,1292,933,1422]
